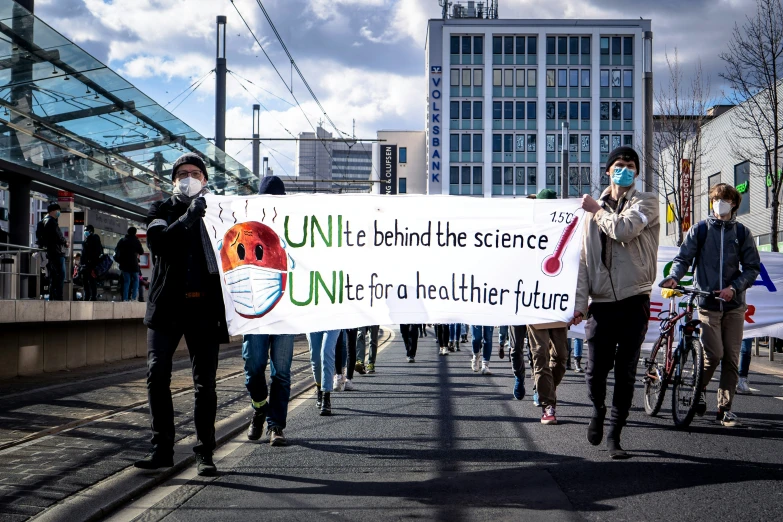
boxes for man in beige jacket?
[569,146,660,459]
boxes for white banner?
[203,194,584,335]
[570,247,783,344]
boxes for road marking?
[775,397,783,401]
[749,388,761,392]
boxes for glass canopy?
[0,1,257,213]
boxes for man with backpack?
[81,224,104,301]
[115,227,144,301]
[662,183,760,427]
[37,203,68,301]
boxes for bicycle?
[642,285,712,428]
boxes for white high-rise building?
[295,126,373,193]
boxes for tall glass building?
[426,14,652,197]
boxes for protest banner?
[203,194,584,335]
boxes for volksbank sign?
[381,144,398,195]
[429,65,442,187]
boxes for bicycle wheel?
[643,337,669,416]
[671,338,705,428]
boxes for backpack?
[93,254,114,278]
[692,220,747,273]
[35,217,49,248]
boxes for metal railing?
[0,242,44,300]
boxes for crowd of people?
[133,146,762,476]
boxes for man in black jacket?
[40,203,68,301]
[81,224,103,301]
[134,153,228,477]
[115,227,144,301]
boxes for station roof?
[0,1,257,217]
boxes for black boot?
[320,392,332,416]
[195,453,217,476]
[606,425,629,460]
[587,406,606,446]
[134,450,174,470]
[316,386,323,410]
[247,406,266,441]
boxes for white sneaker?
[343,378,355,391]
[736,377,752,395]
[481,361,492,375]
[332,374,345,392]
[471,355,479,372]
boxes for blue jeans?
[471,325,494,362]
[308,330,339,392]
[570,338,584,358]
[739,338,752,378]
[449,323,461,342]
[498,325,509,346]
[242,334,294,430]
[122,271,140,301]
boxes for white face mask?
[224,265,284,317]
[174,176,204,198]
[713,199,733,217]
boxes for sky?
[34,0,756,177]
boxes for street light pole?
[252,104,260,177]
[643,30,654,192]
[215,16,227,152]
[561,122,569,199]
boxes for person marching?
[661,183,760,427]
[570,146,660,459]
[135,153,227,477]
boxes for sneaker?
[247,407,266,440]
[498,343,505,359]
[573,359,584,373]
[343,378,355,391]
[736,377,752,395]
[134,451,174,470]
[439,347,447,356]
[541,405,557,425]
[718,409,740,427]
[268,426,287,447]
[354,362,366,375]
[532,388,540,407]
[695,392,707,416]
[332,374,345,392]
[320,392,332,416]
[471,355,479,372]
[461,334,468,343]
[513,377,525,400]
[481,361,492,375]
[448,341,454,350]
[195,453,217,476]
[367,364,375,374]
[455,341,461,352]
[407,356,415,363]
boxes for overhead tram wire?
[226,71,297,139]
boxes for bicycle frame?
[655,292,700,376]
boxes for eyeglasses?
[174,169,205,181]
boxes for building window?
[399,147,407,164]
[462,36,471,54]
[569,101,579,120]
[581,135,590,152]
[451,36,460,54]
[581,36,591,55]
[504,36,514,54]
[461,133,471,152]
[527,134,536,152]
[451,69,459,87]
[504,101,513,120]
[527,101,536,119]
[623,70,633,88]
[623,135,633,146]
[612,102,621,120]
[462,68,471,86]
[528,36,537,54]
[528,69,536,87]
[612,70,621,87]
[567,37,577,55]
[558,36,567,55]
[623,102,633,121]
[581,69,590,87]
[570,69,579,87]
[462,166,471,184]
[623,36,633,56]
[493,101,502,119]
[516,36,525,55]
[581,101,590,120]
[516,69,525,87]
[735,161,751,215]
[493,69,502,86]
[611,37,621,55]
[504,69,513,86]
[493,134,502,152]
[558,69,567,87]
[473,134,483,152]
[450,134,459,152]
[558,101,567,120]
[546,134,555,152]
[473,166,482,185]
[546,36,556,54]
[546,102,555,120]
[474,69,483,86]
[474,35,483,55]
[450,101,459,118]
[399,178,407,193]
[600,102,609,120]
[503,134,513,152]
[474,100,483,119]
[493,36,502,54]
[546,69,556,87]
[516,101,525,120]
[708,172,721,213]
[600,70,609,87]
[516,134,525,152]
[450,166,459,184]
[612,134,621,150]
[600,134,609,152]
[462,100,472,119]
[493,166,502,186]
[600,37,609,55]
[569,134,578,152]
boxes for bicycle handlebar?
[657,283,715,299]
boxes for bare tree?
[653,49,713,246]
[721,0,783,252]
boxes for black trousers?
[585,294,650,428]
[508,325,528,380]
[435,324,449,348]
[83,269,98,301]
[146,302,220,456]
[400,324,420,358]
[345,328,358,380]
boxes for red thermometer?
[542,216,579,277]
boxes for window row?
[493,101,538,120]
[545,101,591,121]
[450,133,484,153]
[545,69,591,88]
[545,166,594,195]
[546,36,591,55]
[492,166,539,195]
[450,166,484,184]
[492,134,537,153]
[492,36,538,55]
[450,68,484,87]
[600,69,633,88]
[599,101,633,121]
[451,101,483,119]
[491,68,537,87]
[544,134,592,153]
[451,35,484,55]
[600,36,633,56]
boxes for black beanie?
[171,152,208,181]
[258,175,286,195]
[605,146,640,173]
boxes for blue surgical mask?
[83,231,90,239]
[611,166,636,187]
[55,210,61,218]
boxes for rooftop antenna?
[352,118,355,139]
[438,0,451,19]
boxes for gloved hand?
[178,197,206,228]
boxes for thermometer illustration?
[542,216,579,277]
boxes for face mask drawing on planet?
[223,265,284,317]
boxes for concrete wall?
[376,131,428,195]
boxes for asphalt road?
[109,329,783,522]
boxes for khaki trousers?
[527,326,568,407]
[698,307,745,410]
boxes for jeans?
[448,323,462,343]
[242,334,294,430]
[145,300,220,456]
[48,255,65,301]
[570,338,584,359]
[83,269,98,301]
[498,325,509,346]
[122,270,140,301]
[401,324,420,358]
[508,325,528,380]
[335,330,348,371]
[308,330,339,391]
[585,294,650,429]
[739,338,752,378]
[471,325,494,362]
[357,325,379,365]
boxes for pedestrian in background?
[135,153,227,477]
[38,203,67,301]
[527,323,568,425]
[508,325,528,400]
[401,324,420,362]
[115,226,144,302]
[81,224,103,301]
[737,338,753,394]
[356,325,380,373]
[470,325,494,374]
[309,330,339,415]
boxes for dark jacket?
[144,196,228,342]
[115,235,144,273]
[668,217,761,312]
[41,216,67,257]
[82,233,103,268]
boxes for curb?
[31,328,395,522]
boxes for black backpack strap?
[692,220,708,274]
